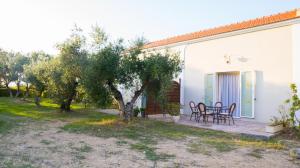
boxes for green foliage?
[83,40,124,107]
[46,26,88,110]
[270,105,290,127]
[133,107,140,117]
[0,88,17,97]
[167,103,180,116]
[0,49,31,97]
[84,31,181,116]
[284,84,300,127]
[130,143,175,161]
[24,60,50,96]
[1,26,181,116]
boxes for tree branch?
[107,81,125,113]
[130,81,148,104]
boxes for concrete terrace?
[99,109,275,139]
[148,114,275,139]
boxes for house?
[143,9,300,123]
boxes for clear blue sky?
[0,0,299,54]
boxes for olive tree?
[24,61,49,106]
[84,37,181,120]
[11,53,30,97]
[46,27,88,111]
[23,51,52,98]
[0,50,20,97]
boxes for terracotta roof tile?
[144,9,300,49]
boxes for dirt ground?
[0,120,299,168]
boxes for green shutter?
[241,71,254,118]
[205,74,214,106]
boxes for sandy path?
[0,120,299,168]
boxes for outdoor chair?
[189,101,199,121]
[197,103,213,123]
[212,102,223,124]
[219,103,236,125]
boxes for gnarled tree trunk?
[108,81,148,121]
[15,81,21,97]
[107,81,126,118]
[60,81,78,112]
[25,83,30,98]
[34,91,43,107]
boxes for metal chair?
[189,101,199,121]
[219,103,236,125]
[197,103,213,123]
[213,102,223,124]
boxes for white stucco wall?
[292,23,300,96]
[159,25,294,123]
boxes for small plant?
[285,84,300,128]
[269,105,290,127]
[167,103,180,116]
[269,117,283,126]
[140,107,146,118]
[133,107,140,117]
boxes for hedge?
[0,88,34,97]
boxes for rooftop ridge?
[144,9,300,49]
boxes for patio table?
[206,106,228,124]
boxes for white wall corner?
[180,45,187,114]
[292,23,300,95]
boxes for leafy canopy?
[84,35,181,108]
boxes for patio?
[148,114,275,139]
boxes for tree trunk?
[5,82,13,98]
[15,81,20,97]
[107,81,148,121]
[107,82,126,119]
[25,83,30,98]
[60,82,78,112]
[124,102,134,120]
[34,91,43,107]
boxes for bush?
[133,107,140,117]
[285,84,300,128]
[140,108,146,118]
[167,103,180,116]
[0,88,17,97]
[0,87,35,98]
[270,105,290,127]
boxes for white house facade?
[144,9,300,123]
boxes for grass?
[247,148,264,159]
[187,142,211,155]
[40,139,53,145]
[0,97,104,134]
[69,143,93,161]
[73,144,93,153]
[0,97,288,162]
[130,143,175,162]
[2,160,34,168]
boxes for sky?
[0,0,299,55]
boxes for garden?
[0,26,300,167]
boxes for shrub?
[285,84,300,128]
[140,108,145,118]
[133,107,140,117]
[0,88,17,97]
[270,105,290,127]
[167,103,180,116]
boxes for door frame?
[206,70,255,119]
[239,70,256,119]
